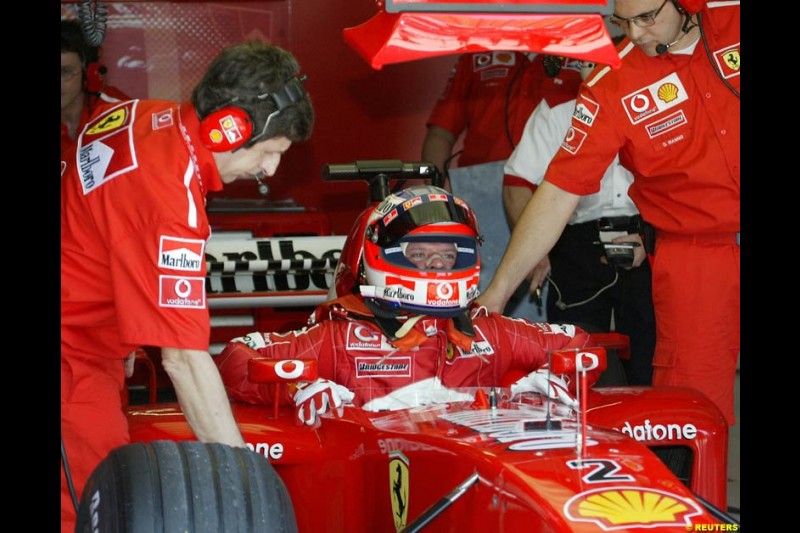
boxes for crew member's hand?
[475,287,506,315]
[528,255,551,293]
[124,351,137,378]
[610,234,646,269]
[510,368,578,410]
[289,378,355,426]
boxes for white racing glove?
[362,377,475,412]
[290,378,355,426]
[228,331,269,350]
[510,368,578,411]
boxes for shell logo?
[657,82,680,103]
[564,487,703,530]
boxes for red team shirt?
[426,51,582,167]
[545,3,739,235]
[62,99,223,361]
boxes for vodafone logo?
[436,283,454,299]
[629,93,650,113]
[273,360,306,380]
[427,282,459,306]
[561,126,588,155]
[354,325,379,342]
[159,275,205,308]
[152,108,174,130]
[346,322,390,351]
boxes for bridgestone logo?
[357,363,409,371]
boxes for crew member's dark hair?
[192,41,314,143]
[61,18,99,69]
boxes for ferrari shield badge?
[389,450,410,532]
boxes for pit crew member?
[479,0,740,424]
[61,41,314,533]
[61,18,131,158]
[216,186,598,426]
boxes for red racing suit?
[61,99,223,532]
[543,3,740,423]
[217,296,596,408]
[426,52,582,166]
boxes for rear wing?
[343,0,621,70]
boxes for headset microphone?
[657,8,699,55]
[655,37,681,55]
[253,171,270,196]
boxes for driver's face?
[404,242,457,270]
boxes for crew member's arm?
[161,347,246,447]
[503,178,551,292]
[479,180,580,313]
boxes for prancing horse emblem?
[389,450,409,532]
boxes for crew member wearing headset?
[421,52,583,323]
[216,186,599,424]
[61,18,131,158]
[479,0,740,424]
[61,41,314,533]
[503,53,657,386]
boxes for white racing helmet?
[359,185,482,318]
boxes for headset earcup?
[199,107,254,152]
[85,62,107,93]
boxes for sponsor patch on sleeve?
[159,275,206,308]
[77,101,138,195]
[573,95,599,127]
[560,126,588,155]
[152,108,174,130]
[159,236,205,271]
[621,73,688,125]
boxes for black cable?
[77,1,108,47]
[61,438,81,512]
[504,55,527,149]
[698,12,739,99]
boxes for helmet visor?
[369,196,479,248]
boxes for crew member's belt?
[565,215,641,235]
[656,231,740,246]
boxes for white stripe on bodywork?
[183,159,198,228]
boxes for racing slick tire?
[75,440,297,533]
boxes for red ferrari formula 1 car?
[76,163,738,533]
[82,347,736,532]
